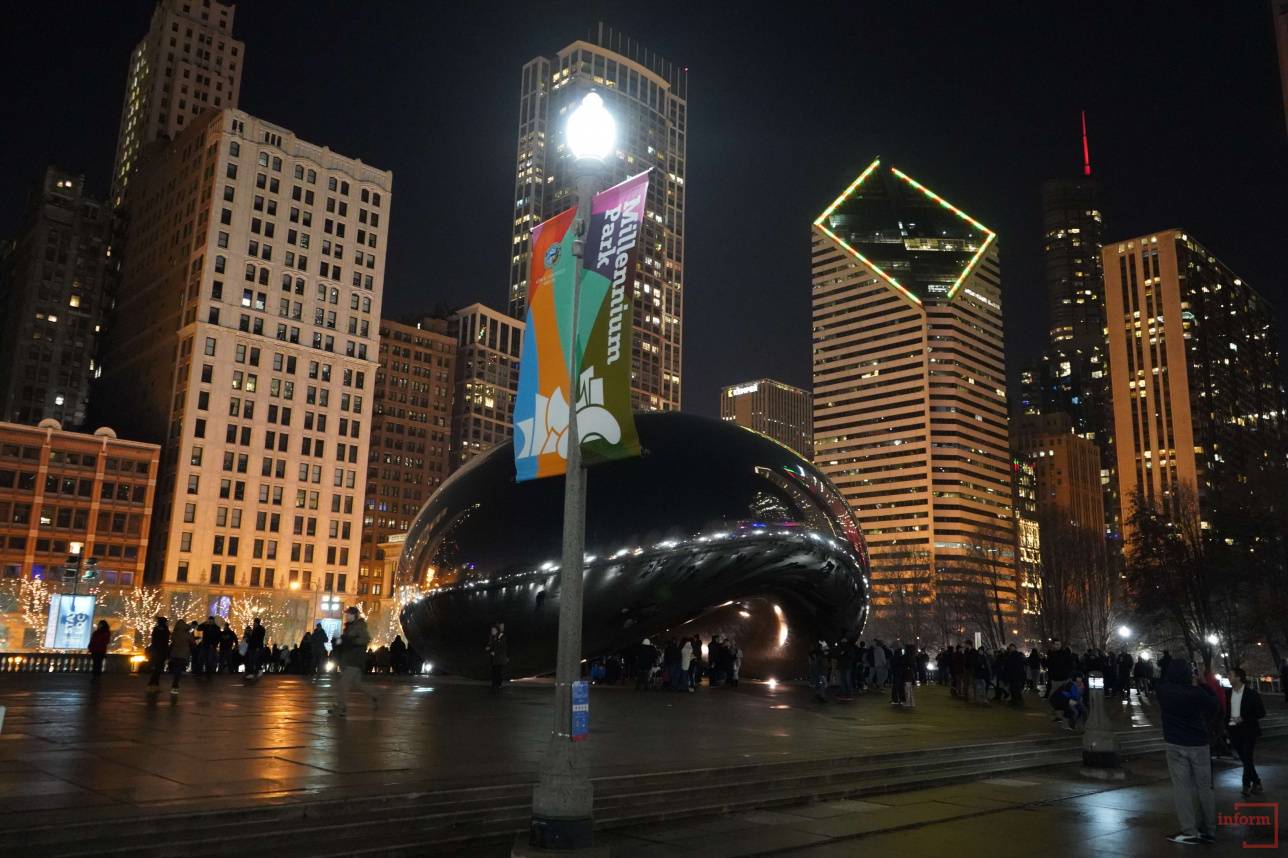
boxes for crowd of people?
[575,635,744,691]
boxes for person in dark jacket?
[245,618,267,679]
[87,620,111,678]
[146,616,170,691]
[486,623,509,690]
[1003,644,1027,705]
[1044,640,1074,698]
[634,638,657,690]
[1157,659,1218,845]
[1226,667,1266,796]
[309,623,329,676]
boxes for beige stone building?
[112,0,244,207]
[99,107,390,637]
[811,159,1015,631]
[719,379,812,459]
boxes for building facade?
[97,108,390,638]
[0,420,159,649]
[1104,230,1284,533]
[112,0,244,206]
[812,159,1015,623]
[1012,459,1040,618]
[1012,412,1105,534]
[0,168,114,428]
[359,317,455,599]
[449,304,522,471]
[719,378,812,459]
[508,24,686,412]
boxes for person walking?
[1226,667,1266,797]
[1157,659,1219,845]
[889,640,907,705]
[808,641,829,703]
[330,606,378,716]
[146,616,170,692]
[245,618,267,679]
[87,620,110,678]
[486,622,509,691]
[634,638,657,690]
[167,618,192,696]
[1003,644,1026,706]
[679,638,694,693]
[309,623,329,676]
[218,621,236,674]
[390,635,409,675]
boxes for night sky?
[3,2,1285,417]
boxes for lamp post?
[527,91,616,854]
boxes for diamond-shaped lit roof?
[814,159,995,304]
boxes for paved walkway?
[599,743,1288,857]
[0,673,1161,820]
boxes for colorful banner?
[513,170,650,481]
[578,170,648,467]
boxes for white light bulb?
[566,92,616,161]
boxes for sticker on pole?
[571,680,589,742]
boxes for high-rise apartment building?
[98,108,390,637]
[508,24,686,411]
[719,378,812,459]
[812,159,1015,620]
[1012,412,1105,533]
[449,304,522,470]
[360,317,455,598]
[1104,230,1284,533]
[0,168,114,427]
[112,0,244,207]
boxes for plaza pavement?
[0,672,1283,855]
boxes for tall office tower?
[98,108,390,640]
[508,24,686,411]
[359,317,455,599]
[449,304,522,471]
[719,378,812,459]
[0,169,113,427]
[812,158,1015,623]
[1037,176,1106,432]
[1012,413,1105,533]
[1276,0,1288,137]
[1011,459,1040,618]
[1104,230,1285,535]
[112,0,244,207]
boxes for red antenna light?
[1081,110,1092,177]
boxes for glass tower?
[508,24,686,412]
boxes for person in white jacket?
[679,640,694,693]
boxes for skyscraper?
[449,304,522,470]
[1103,230,1285,534]
[508,24,686,411]
[812,159,1015,625]
[360,317,455,599]
[1012,459,1040,618]
[111,0,244,207]
[0,168,113,427]
[1012,412,1105,533]
[719,378,812,459]
[98,108,390,639]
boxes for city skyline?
[3,2,1285,421]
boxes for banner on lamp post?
[513,170,649,481]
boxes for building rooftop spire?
[1081,110,1092,177]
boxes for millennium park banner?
[514,169,650,482]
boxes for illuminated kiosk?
[397,413,869,679]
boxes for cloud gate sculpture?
[397,412,869,679]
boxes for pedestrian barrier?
[0,652,139,673]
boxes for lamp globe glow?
[566,92,616,161]
[1117,625,1132,639]
[1206,633,1219,646]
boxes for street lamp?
[1117,625,1132,639]
[528,90,616,853]
[1205,633,1219,646]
